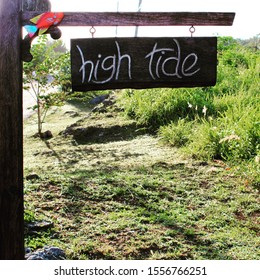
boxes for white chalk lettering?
[77,45,94,83]
[145,39,200,79]
[77,41,132,84]
[182,53,200,76]
[115,41,132,80]
[93,55,116,84]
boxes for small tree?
[23,35,68,136]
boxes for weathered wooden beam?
[22,12,235,27]
[0,0,24,260]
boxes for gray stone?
[89,94,109,105]
[26,246,66,260]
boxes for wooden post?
[0,0,52,260]
[22,0,51,11]
[0,0,24,259]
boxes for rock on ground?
[26,246,66,260]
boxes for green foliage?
[23,36,68,135]
[120,37,260,180]
[159,119,193,147]
[217,36,239,53]
[237,35,260,50]
[174,98,260,162]
[122,88,214,128]
[24,209,36,224]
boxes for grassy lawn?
[23,100,260,260]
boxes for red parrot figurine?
[25,12,64,38]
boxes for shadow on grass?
[36,113,233,259]
[58,162,231,260]
[61,122,149,145]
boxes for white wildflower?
[202,105,207,116]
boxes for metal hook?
[189,25,196,37]
[89,26,96,38]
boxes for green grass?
[119,37,259,186]
[24,101,260,260]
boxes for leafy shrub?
[159,119,193,147]
[121,36,260,167]
[184,105,259,161]
[122,88,216,129]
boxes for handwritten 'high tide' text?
[77,39,200,84]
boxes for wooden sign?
[71,37,217,91]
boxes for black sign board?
[71,37,217,91]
